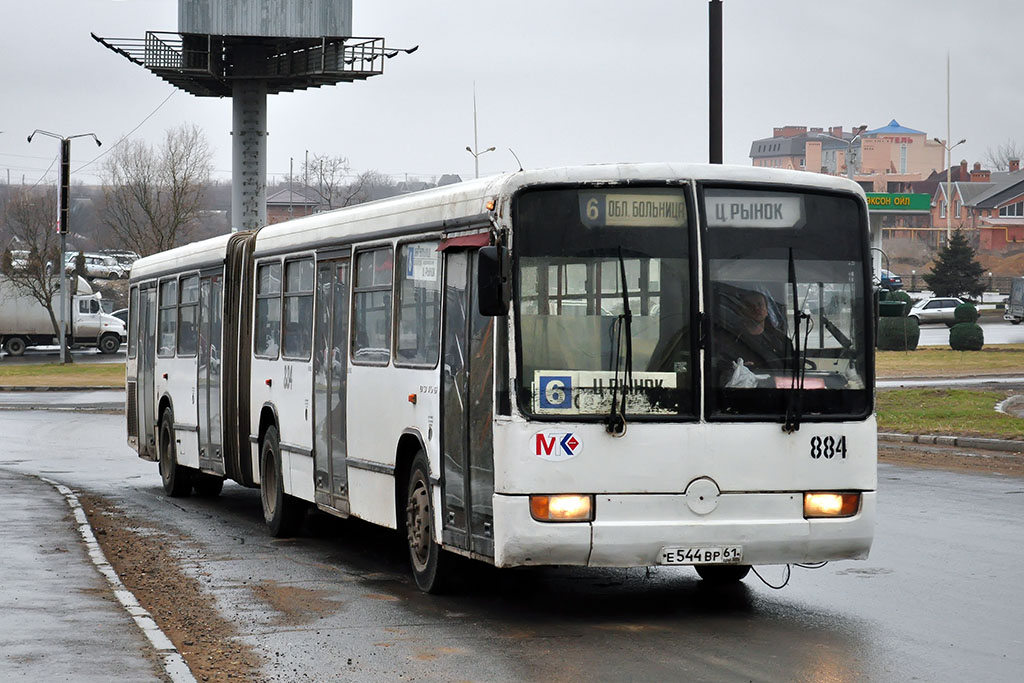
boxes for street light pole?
[26,130,102,364]
[466,82,495,179]
[818,127,866,180]
[933,136,966,244]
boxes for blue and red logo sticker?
[533,431,583,461]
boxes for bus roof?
[252,162,865,257]
[131,162,865,277]
[130,232,240,281]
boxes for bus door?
[313,258,351,514]
[441,250,495,558]
[197,274,224,474]
[138,285,158,458]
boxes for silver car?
[908,297,965,326]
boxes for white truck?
[1005,277,1024,325]
[0,274,126,356]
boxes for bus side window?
[352,247,393,365]
[157,279,177,357]
[396,241,441,366]
[282,259,314,360]
[177,275,199,356]
[255,262,282,358]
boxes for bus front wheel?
[159,408,193,497]
[695,564,751,583]
[405,451,455,593]
[259,426,303,537]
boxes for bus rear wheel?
[159,408,193,497]
[405,451,455,593]
[695,564,751,583]
[259,426,303,537]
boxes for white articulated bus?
[126,163,876,592]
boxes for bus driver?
[716,288,793,374]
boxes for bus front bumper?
[492,491,875,568]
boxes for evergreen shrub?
[877,316,920,351]
[949,322,984,351]
[953,302,979,323]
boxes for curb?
[38,476,196,683]
[879,432,1024,453]
[0,386,123,392]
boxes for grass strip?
[876,388,1024,440]
[0,363,125,387]
[877,345,1024,377]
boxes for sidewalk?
[0,469,180,681]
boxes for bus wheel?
[193,472,224,497]
[695,564,751,583]
[98,333,121,354]
[259,426,303,537]
[3,337,26,356]
[158,408,193,497]
[405,451,454,593]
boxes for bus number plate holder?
[659,546,743,565]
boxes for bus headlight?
[804,492,860,518]
[530,494,594,522]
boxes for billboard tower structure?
[94,0,415,231]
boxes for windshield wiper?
[606,248,633,436]
[783,247,808,433]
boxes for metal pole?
[231,47,268,231]
[473,82,480,179]
[946,53,951,243]
[58,138,70,365]
[709,0,723,164]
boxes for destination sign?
[579,191,688,228]
[704,191,805,229]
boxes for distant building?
[750,120,944,189]
[266,188,321,224]
[925,160,1024,251]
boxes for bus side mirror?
[478,245,510,317]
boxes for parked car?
[879,269,903,290]
[111,308,129,326]
[65,254,128,279]
[908,296,965,326]
[100,250,140,271]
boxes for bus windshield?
[704,187,871,420]
[513,187,695,419]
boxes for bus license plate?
[659,546,743,565]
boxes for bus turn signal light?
[804,492,860,518]
[530,494,593,522]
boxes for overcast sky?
[2,0,1021,187]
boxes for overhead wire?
[72,90,177,175]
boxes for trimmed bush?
[889,290,914,316]
[953,302,979,323]
[877,316,920,350]
[878,301,906,317]
[949,322,984,350]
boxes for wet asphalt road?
[1,406,1022,682]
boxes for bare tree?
[302,154,395,209]
[100,124,214,256]
[984,139,1024,171]
[302,153,351,210]
[0,187,66,336]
